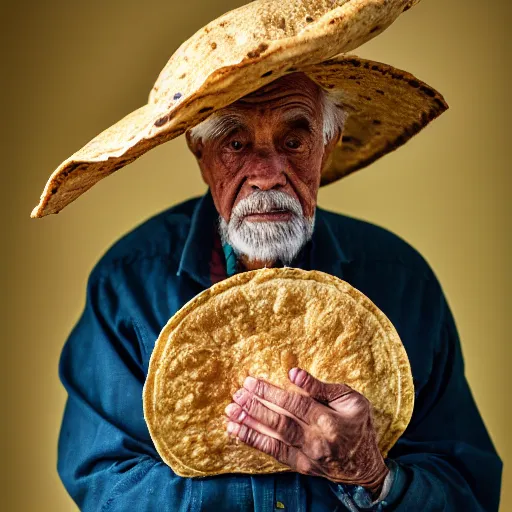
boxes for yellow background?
[3,0,510,510]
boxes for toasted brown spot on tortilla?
[154,115,169,127]
[420,86,436,97]
[343,135,363,146]
[247,43,269,59]
[329,15,344,25]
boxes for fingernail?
[244,376,257,390]
[234,388,245,401]
[225,403,238,417]
[227,421,237,434]
[289,367,300,382]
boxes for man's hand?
[224,368,389,496]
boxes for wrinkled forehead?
[230,72,323,114]
[188,73,325,142]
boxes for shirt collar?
[177,190,351,287]
[309,209,351,276]
[177,190,217,288]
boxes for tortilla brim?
[30,55,447,218]
[303,57,448,185]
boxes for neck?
[240,254,277,271]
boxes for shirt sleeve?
[57,269,193,511]
[379,287,502,510]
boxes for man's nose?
[246,151,287,191]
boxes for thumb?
[289,367,324,397]
[288,368,352,403]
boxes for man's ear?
[321,126,343,170]
[185,130,203,160]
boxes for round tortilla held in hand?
[143,268,414,477]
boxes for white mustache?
[231,191,303,225]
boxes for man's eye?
[230,140,244,151]
[285,138,301,150]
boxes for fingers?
[226,421,313,473]
[226,421,289,462]
[289,368,353,404]
[243,376,318,423]
[225,391,304,447]
[289,368,325,398]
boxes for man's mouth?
[244,209,293,222]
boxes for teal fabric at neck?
[222,243,238,277]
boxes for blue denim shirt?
[57,191,502,511]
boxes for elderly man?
[55,70,502,511]
[34,1,502,511]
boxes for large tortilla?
[143,268,414,477]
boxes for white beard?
[218,190,315,265]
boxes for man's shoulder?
[91,195,202,278]
[318,207,434,280]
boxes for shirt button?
[276,501,285,509]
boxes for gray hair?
[321,89,348,145]
[189,88,347,146]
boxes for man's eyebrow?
[190,111,248,142]
[280,110,314,131]
[211,114,247,137]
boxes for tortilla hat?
[31,0,447,218]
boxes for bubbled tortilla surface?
[143,268,414,477]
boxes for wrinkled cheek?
[210,157,246,220]
[211,181,231,221]
[304,200,318,219]
[299,156,323,214]
[295,175,320,217]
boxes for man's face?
[187,73,340,264]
